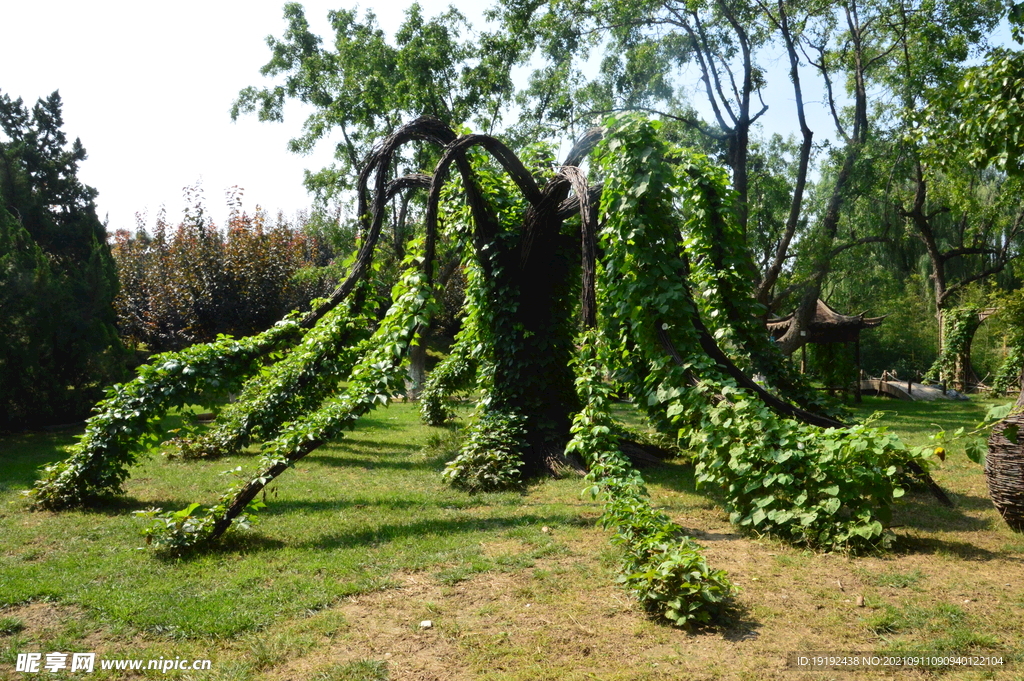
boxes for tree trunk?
[406,334,427,400]
[488,210,581,477]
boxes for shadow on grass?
[264,496,490,514]
[323,440,426,456]
[299,513,577,551]
[892,492,995,533]
[151,513,575,562]
[945,492,1000,513]
[0,433,81,491]
[716,599,761,642]
[893,534,1007,561]
[73,495,207,516]
[307,454,446,472]
[152,532,287,563]
[642,461,700,493]
[683,527,745,543]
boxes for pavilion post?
[853,338,862,403]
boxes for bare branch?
[301,117,457,329]
[828,236,891,258]
[803,41,850,143]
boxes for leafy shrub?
[442,409,526,492]
[111,188,342,353]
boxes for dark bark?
[755,0,812,308]
[774,145,860,356]
[416,127,603,477]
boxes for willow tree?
[28,115,947,626]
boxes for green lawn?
[1,396,1022,680]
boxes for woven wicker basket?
[986,412,1024,532]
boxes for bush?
[111,189,345,353]
[0,91,126,431]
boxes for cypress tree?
[0,90,125,430]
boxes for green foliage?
[990,290,1024,394]
[924,401,1017,466]
[566,333,734,628]
[0,90,125,430]
[139,258,436,547]
[695,410,911,548]
[178,303,371,459]
[135,498,267,550]
[923,8,1024,177]
[991,347,1024,395]
[232,3,519,202]
[853,275,938,378]
[924,306,981,385]
[594,116,925,552]
[807,342,857,392]
[420,301,478,427]
[27,321,300,509]
[441,408,526,492]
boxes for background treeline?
[6,0,1024,429]
[110,186,347,354]
[1,91,125,431]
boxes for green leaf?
[965,441,986,465]
[987,403,1014,422]
[1004,424,1019,444]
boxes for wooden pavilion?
[766,299,885,401]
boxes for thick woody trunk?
[484,188,582,477]
[406,337,427,399]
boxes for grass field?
[1,396,1023,680]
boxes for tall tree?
[490,0,1007,356]
[0,91,125,430]
[231,2,522,204]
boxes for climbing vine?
[419,324,477,427]
[675,147,844,420]
[28,114,950,627]
[925,306,982,388]
[593,116,929,552]
[566,333,734,627]
[176,302,372,459]
[139,256,436,546]
[991,291,1024,395]
[29,320,301,510]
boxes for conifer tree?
[0,91,125,430]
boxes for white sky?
[2,0,485,232]
[3,1,1009,234]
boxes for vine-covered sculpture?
[28,115,939,627]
